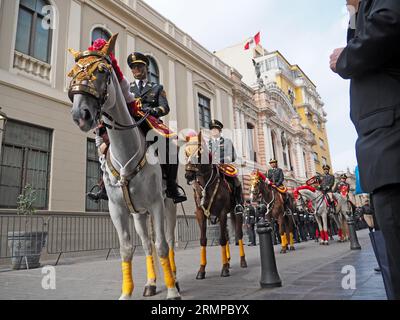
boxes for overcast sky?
[143,0,356,172]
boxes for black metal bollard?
[347,212,361,250]
[257,217,282,288]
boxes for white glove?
[95,135,104,148]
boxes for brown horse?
[249,170,296,253]
[184,132,247,280]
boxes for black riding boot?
[233,181,244,214]
[87,183,108,202]
[165,164,187,204]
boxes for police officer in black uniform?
[267,159,291,212]
[244,199,257,246]
[320,165,335,193]
[267,159,284,187]
[208,120,243,212]
[127,52,186,203]
[333,174,351,194]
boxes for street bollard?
[347,212,361,250]
[257,216,282,288]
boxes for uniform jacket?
[336,0,400,192]
[267,168,284,187]
[333,181,351,194]
[320,174,335,192]
[208,137,237,164]
[130,81,170,118]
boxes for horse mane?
[293,185,316,200]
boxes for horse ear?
[68,48,81,60]
[101,33,119,56]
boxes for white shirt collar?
[135,79,148,87]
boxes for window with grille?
[198,94,211,129]
[0,120,52,209]
[15,0,52,63]
[247,123,256,162]
[91,27,111,44]
[86,139,109,212]
[147,56,160,84]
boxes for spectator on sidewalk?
[330,0,400,299]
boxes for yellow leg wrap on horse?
[239,239,245,257]
[281,234,288,247]
[146,256,156,281]
[290,232,294,246]
[226,243,231,261]
[221,245,228,265]
[121,262,134,296]
[168,249,176,274]
[160,257,175,289]
[200,246,207,266]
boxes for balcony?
[13,51,51,81]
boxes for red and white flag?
[244,32,261,50]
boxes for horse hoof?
[221,265,230,277]
[289,246,296,251]
[196,271,206,280]
[143,285,157,297]
[240,257,248,268]
[280,249,287,254]
[167,296,182,301]
[175,282,181,293]
[119,294,131,300]
[325,241,329,245]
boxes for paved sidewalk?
[0,229,386,300]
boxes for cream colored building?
[0,0,237,214]
[217,45,317,190]
[216,42,332,178]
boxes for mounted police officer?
[208,120,243,212]
[127,52,186,203]
[266,159,291,213]
[87,50,186,203]
[333,173,351,194]
[319,165,335,206]
[267,159,284,187]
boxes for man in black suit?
[330,0,400,299]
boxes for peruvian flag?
[244,32,261,50]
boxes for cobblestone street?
[0,229,386,300]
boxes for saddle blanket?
[218,164,238,178]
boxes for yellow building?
[256,51,333,174]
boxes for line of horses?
[67,34,355,300]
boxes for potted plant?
[7,184,48,270]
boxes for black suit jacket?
[130,81,170,118]
[336,0,400,192]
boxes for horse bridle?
[250,176,275,218]
[68,50,150,131]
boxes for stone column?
[64,0,82,90]
[186,70,196,130]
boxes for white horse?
[68,34,180,300]
[332,192,353,242]
[294,188,331,245]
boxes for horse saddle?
[218,164,238,178]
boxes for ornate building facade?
[216,43,332,179]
